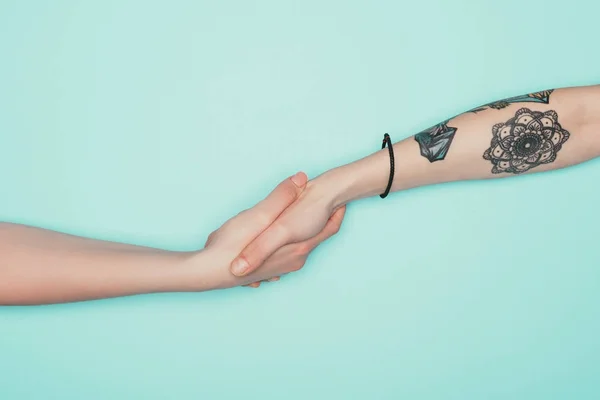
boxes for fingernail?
[290,172,305,187]
[268,277,280,282]
[231,258,249,276]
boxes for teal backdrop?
[1,1,599,399]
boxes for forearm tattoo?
[470,89,554,113]
[483,108,570,174]
[414,121,458,162]
[415,89,558,163]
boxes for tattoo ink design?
[483,108,570,174]
[471,89,554,113]
[414,121,458,162]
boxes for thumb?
[230,220,290,276]
[229,172,306,276]
[254,171,307,217]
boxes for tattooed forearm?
[471,89,554,113]
[483,108,570,174]
[415,89,556,163]
[327,85,598,206]
[414,121,458,162]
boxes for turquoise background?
[1,1,599,398]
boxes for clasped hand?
[203,172,345,288]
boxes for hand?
[232,206,344,288]
[229,176,344,278]
[202,172,345,288]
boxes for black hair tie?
[379,133,395,199]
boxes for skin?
[231,84,600,277]
[3,84,599,304]
[0,172,345,305]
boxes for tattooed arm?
[230,84,600,276]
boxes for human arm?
[326,85,599,205]
[231,84,600,276]
[0,172,345,305]
[0,223,196,305]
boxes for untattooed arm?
[231,84,600,276]
[0,173,345,305]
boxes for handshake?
[202,171,349,290]
[200,139,393,291]
[2,84,595,305]
[0,146,388,305]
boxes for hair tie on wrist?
[380,133,395,199]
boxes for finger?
[234,206,346,278]
[231,205,345,277]
[233,172,306,247]
[254,171,307,221]
[267,276,280,282]
[247,282,260,288]
[230,222,290,276]
[305,206,347,250]
[229,173,306,277]
[204,231,216,247]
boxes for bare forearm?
[0,223,215,305]
[319,85,600,205]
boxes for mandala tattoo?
[471,89,554,113]
[414,121,458,162]
[483,108,570,174]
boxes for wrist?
[170,249,232,292]
[314,148,390,208]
